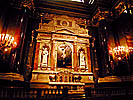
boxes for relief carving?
[38,14,90,36]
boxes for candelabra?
[0,34,17,52]
[109,46,133,60]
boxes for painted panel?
[57,43,72,68]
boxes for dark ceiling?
[34,0,93,19]
[33,0,114,19]
[0,0,118,19]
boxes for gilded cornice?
[41,13,88,28]
[21,0,35,10]
[114,1,126,15]
[89,0,132,26]
[9,0,35,10]
[90,8,111,26]
[38,14,90,37]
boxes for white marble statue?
[41,48,48,67]
[80,51,86,68]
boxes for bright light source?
[130,10,132,14]
[0,33,17,48]
[123,10,127,13]
[71,0,84,2]
[4,48,8,52]
[13,42,17,47]
[89,0,94,4]
[118,57,121,60]
[109,46,133,60]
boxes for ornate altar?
[31,14,93,86]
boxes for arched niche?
[38,43,50,70]
[77,47,87,72]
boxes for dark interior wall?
[111,13,132,47]
[0,4,20,72]
[110,13,133,76]
[0,2,30,73]
[95,13,133,77]
[0,0,40,82]
[94,19,112,77]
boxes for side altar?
[31,14,94,88]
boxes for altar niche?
[57,43,72,68]
[79,48,86,69]
[40,45,49,70]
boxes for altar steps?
[0,73,24,81]
[68,90,86,100]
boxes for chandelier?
[110,46,133,60]
[0,34,17,52]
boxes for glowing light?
[0,33,17,48]
[2,34,5,40]
[21,18,23,22]
[89,0,95,4]
[4,48,8,52]
[14,42,17,45]
[71,0,84,2]
[5,34,9,40]
[118,57,121,60]
[129,47,133,52]
[109,46,133,60]
[13,42,17,47]
[123,10,127,13]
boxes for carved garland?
[40,13,89,28]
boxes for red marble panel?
[34,42,40,70]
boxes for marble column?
[51,40,55,70]
[73,42,78,71]
[34,42,40,70]
[87,44,92,72]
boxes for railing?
[2,87,133,99]
[0,87,67,99]
[85,87,133,98]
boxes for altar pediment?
[56,29,74,34]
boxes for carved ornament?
[41,13,88,27]
[114,1,126,15]
[9,0,35,10]
[91,9,110,25]
[38,14,90,36]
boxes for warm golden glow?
[4,48,8,52]
[109,46,133,60]
[118,57,121,60]
[71,0,83,2]
[129,47,133,52]
[0,33,17,49]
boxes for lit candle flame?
[110,46,133,60]
[0,33,17,48]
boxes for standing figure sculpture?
[40,47,48,70]
[80,50,86,69]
